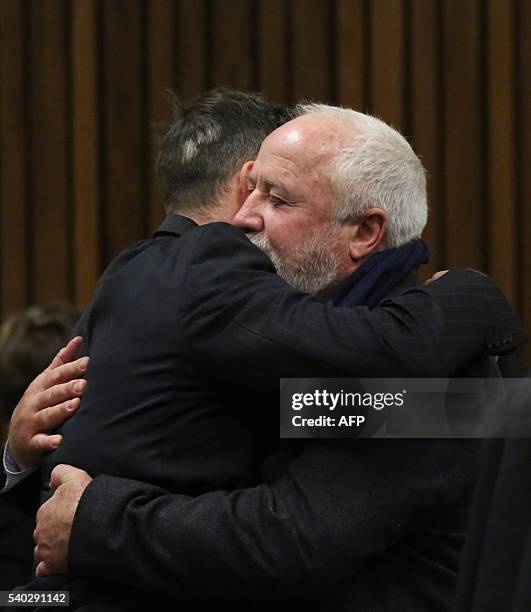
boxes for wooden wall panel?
[72,0,100,307]
[291,0,332,102]
[0,0,29,313]
[487,0,516,303]
[518,0,531,363]
[30,0,71,303]
[443,0,484,271]
[410,0,444,277]
[176,0,207,99]
[212,0,253,89]
[336,0,366,111]
[147,0,177,233]
[371,0,405,131]
[0,0,528,362]
[101,0,147,262]
[258,0,289,103]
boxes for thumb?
[49,464,79,491]
[36,560,54,577]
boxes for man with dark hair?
[156,87,291,217]
[3,89,525,611]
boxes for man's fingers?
[45,357,89,390]
[432,270,449,281]
[50,464,82,490]
[48,336,83,370]
[425,270,449,285]
[30,354,88,395]
[34,398,80,431]
[35,561,53,578]
[30,433,63,453]
[38,379,86,414]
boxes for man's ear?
[238,161,254,206]
[346,208,388,262]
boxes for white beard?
[248,227,344,296]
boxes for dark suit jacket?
[0,472,39,591]
[38,215,522,610]
[39,215,522,497]
[64,266,510,612]
[454,360,531,612]
[3,214,525,609]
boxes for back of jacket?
[41,215,271,500]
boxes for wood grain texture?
[0,0,528,363]
[212,0,253,89]
[176,0,207,98]
[291,0,332,102]
[410,0,443,277]
[72,0,100,307]
[258,0,289,103]
[518,0,531,364]
[442,0,484,270]
[371,0,405,130]
[336,0,366,111]
[487,0,516,303]
[147,0,177,233]
[30,0,70,302]
[0,0,29,313]
[101,0,147,261]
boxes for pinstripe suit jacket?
[38,214,525,611]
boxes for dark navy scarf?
[327,239,430,308]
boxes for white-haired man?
[238,103,429,297]
[23,104,520,611]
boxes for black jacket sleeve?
[69,439,478,607]
[179,224,524,387]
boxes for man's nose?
[232,194,264,232]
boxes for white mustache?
[246,230,343,296]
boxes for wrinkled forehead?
[255,116,343,182]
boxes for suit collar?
[153,214,198,238]
[383,269,419,297]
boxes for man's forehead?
[251,147,301,181]
[251,132,333,180]
[255,114,345,176]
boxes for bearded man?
[5,96,524,611]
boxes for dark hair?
[156,87,292,215]
[0,304,81,424]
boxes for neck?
[186,211,216,225]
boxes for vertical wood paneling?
[0,0,528,363]
[258,0,289,103]
[147,0,177,233]
[336,0,366,110]
[102,0,146,261]
[487,0,516,303]
[292,0,332,101]
[371,0,405,130]
[518,0,531,364]
[212,0,253,88]
[0,0,29,313]
[176,0,207,99]
[72,0,100,307]
[411,0,444,277]
[30,0,70,302]
[443,0,484,270]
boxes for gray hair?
[296,103,428,248]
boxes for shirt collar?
[153,214,198,238]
